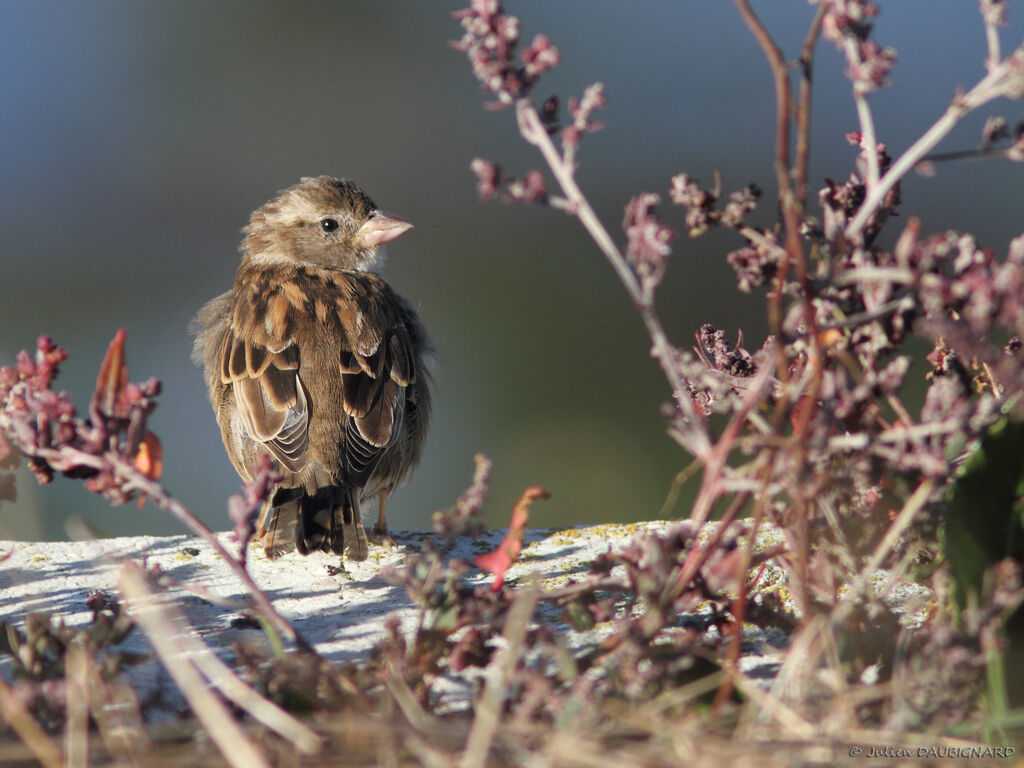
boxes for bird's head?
[242,176,411,271]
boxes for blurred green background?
[1,2,1021,540]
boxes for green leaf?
[943,416,1024,611]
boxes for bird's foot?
[369,523,396,549]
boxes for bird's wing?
[331,274,418,489]
[219,293,311,473]
[222,267,417,483]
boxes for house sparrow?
[191,176,433,560]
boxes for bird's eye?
[319,218,339,233]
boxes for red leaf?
[134,431,163,480]
[93,329,129,418]
[473,485,549,591]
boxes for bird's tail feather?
[341,484,369,561]
[264,487,302,559]
[263,485,368,561]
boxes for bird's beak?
[354,211,413,248]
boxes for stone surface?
[0,523,713,714]
[0,521,928,719]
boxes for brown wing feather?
[220,327,310,473]
[326,273,418,472]
[354,378,399,448]
[334,315,416,485]
[341,369,376,418]
[219,266,418,493]
[245,344,268,377]
[387,327,416,387]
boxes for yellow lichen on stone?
[543,574,572,589]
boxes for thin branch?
[985,24,1002,73]
[919,145,1020,163]
[119,563,274,768]
[844,37,882,190]
[795,3,827,207]
[845,43,1024,239]
[733,0,820,402]
[0,678,63,768]
[830,477,936,625]
[175,623,323,754]
[687,358,776,529]
[981,0,1004,72]
[64,643,89,768]
[516,102,642,302]
[515,99,712,457]
[733,0,792,190]
[459,582,539,768]
[105,453,309,651]
[827,418,967,449]
[738,225,789,262]
[656,456,704,519]
[815,295,915,332]
[712,465,775,713]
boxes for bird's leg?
[369,490,396,547]
[256,498,272,540]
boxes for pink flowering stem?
[846,42,1024,240]
[514,99,712,457]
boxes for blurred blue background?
[1,2,1021,540]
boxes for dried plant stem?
[460,582,539,768]
[0,678,63,768]
[734,0,795,353]
[106,453,309,651]
[769,613,831,708]
[175,622,323,754]
[795,3,827,207]
[845,43,1024,239]
[831,477,936,626]
[689,359,776,528]
[712,466,776,712]
[816,295,915,332]
[733,0,823,421]
[515,99,711,457]
[64,643,89,768]
[731,667,817,740]
[844,37,882,190]
[385,674,433,733]
[81,657,146,764]
[983,10,1003,72]
[738,225,789,261]
[657,456,704,518]
[13,434,306,650]
[826,419,967,450]
[119,563,273,768]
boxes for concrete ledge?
[2,523,719,713]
